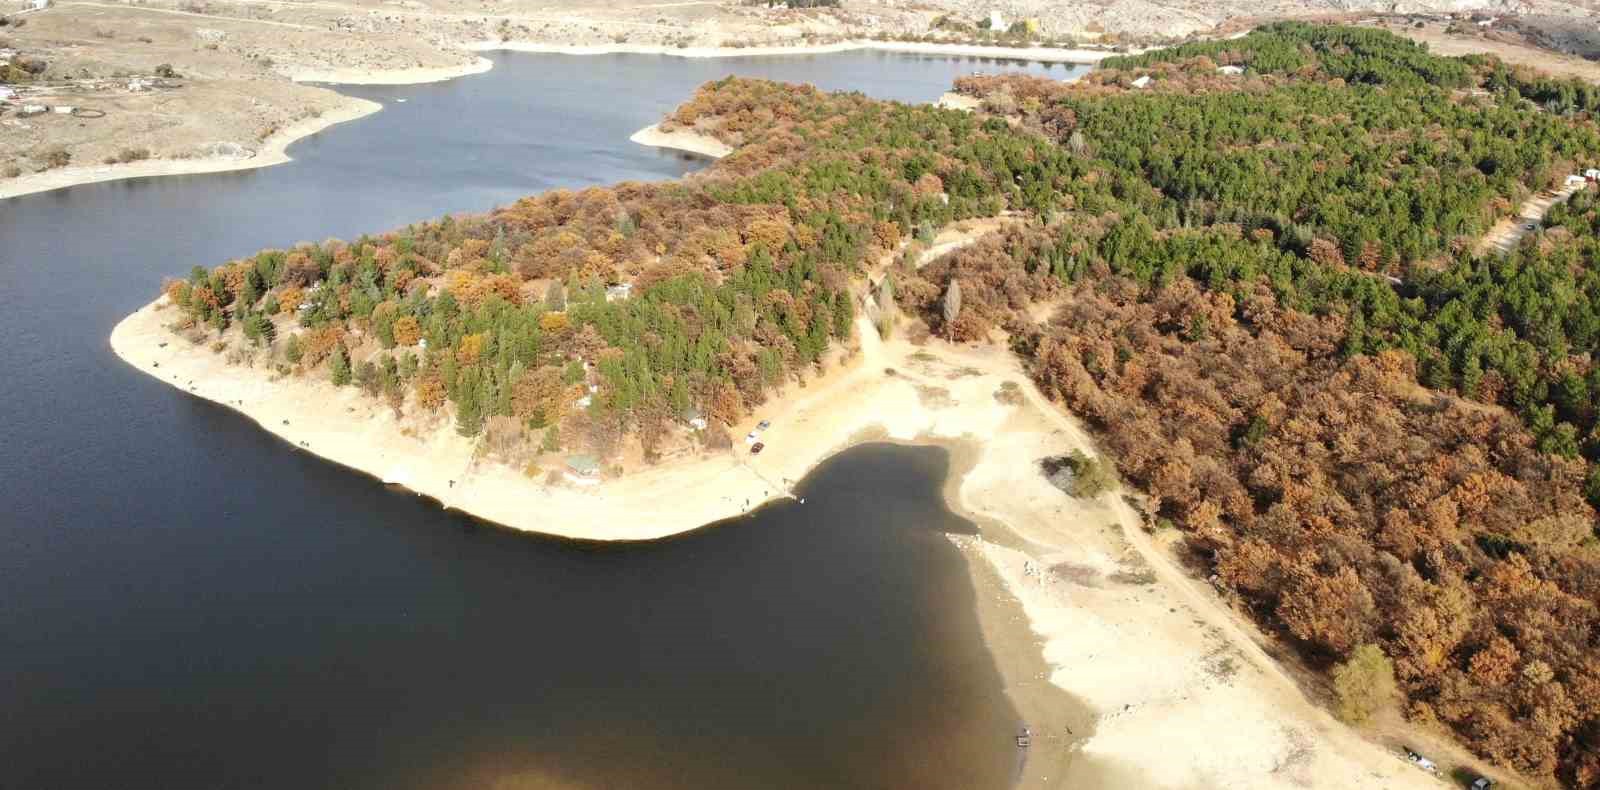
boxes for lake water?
[0,51,1087,789]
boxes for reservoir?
[0,51,1088,788]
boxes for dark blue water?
[0,51,1086,789]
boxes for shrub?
[1332,644,1397,724]
[35,146,70,169]
[115,147,151,164]
[1044,450,1118,498]
[329,345,351,386]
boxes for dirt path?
[1478,181,1587,255]
[58,1,321,29]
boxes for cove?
[0,51,1087,788]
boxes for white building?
[1131,75,1152,89]
[988,10,1005,30]
[1217,65,1244,76]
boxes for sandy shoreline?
[285,56,495,86]
[111,296,971,541]
[469,38,1116,64]
[0,99,382,201]
[916,341,1443,790]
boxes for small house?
[681,407,708,431]
[1585,168,1600,182]
[1131,75,1152,89]
[1565,174,1587,187]
[1217,65,1244,76]
[988,11,1006,31]
[19,104,46,116]
[52,105,74,114]
[564,454,601,485]
[604,283,633,302]
[28,0,49,10]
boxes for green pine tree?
[455,372,485,437]
[330,344,352,386]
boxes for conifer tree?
[329,344,352,386]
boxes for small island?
[116,25,1600,788]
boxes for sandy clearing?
[628,124,733,159]
[937,91,983,111]
[0,98,382,201]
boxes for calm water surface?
[0,51,1087,789]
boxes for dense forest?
[160,77,1085,460]
[916,22,1600,786]
[156,21,1600,783]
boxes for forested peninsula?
[119,23,1598,786]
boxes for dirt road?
[1478,181,1588,255]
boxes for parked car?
[1523,223,1536,231]
[1471,777,1493,790]
[750,442,765,455]
[757,420,771,430]
[745,432,759,444]
[1403,749,1438,774]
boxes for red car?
[750,442,765,455]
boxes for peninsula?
[114,24,1600,790]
